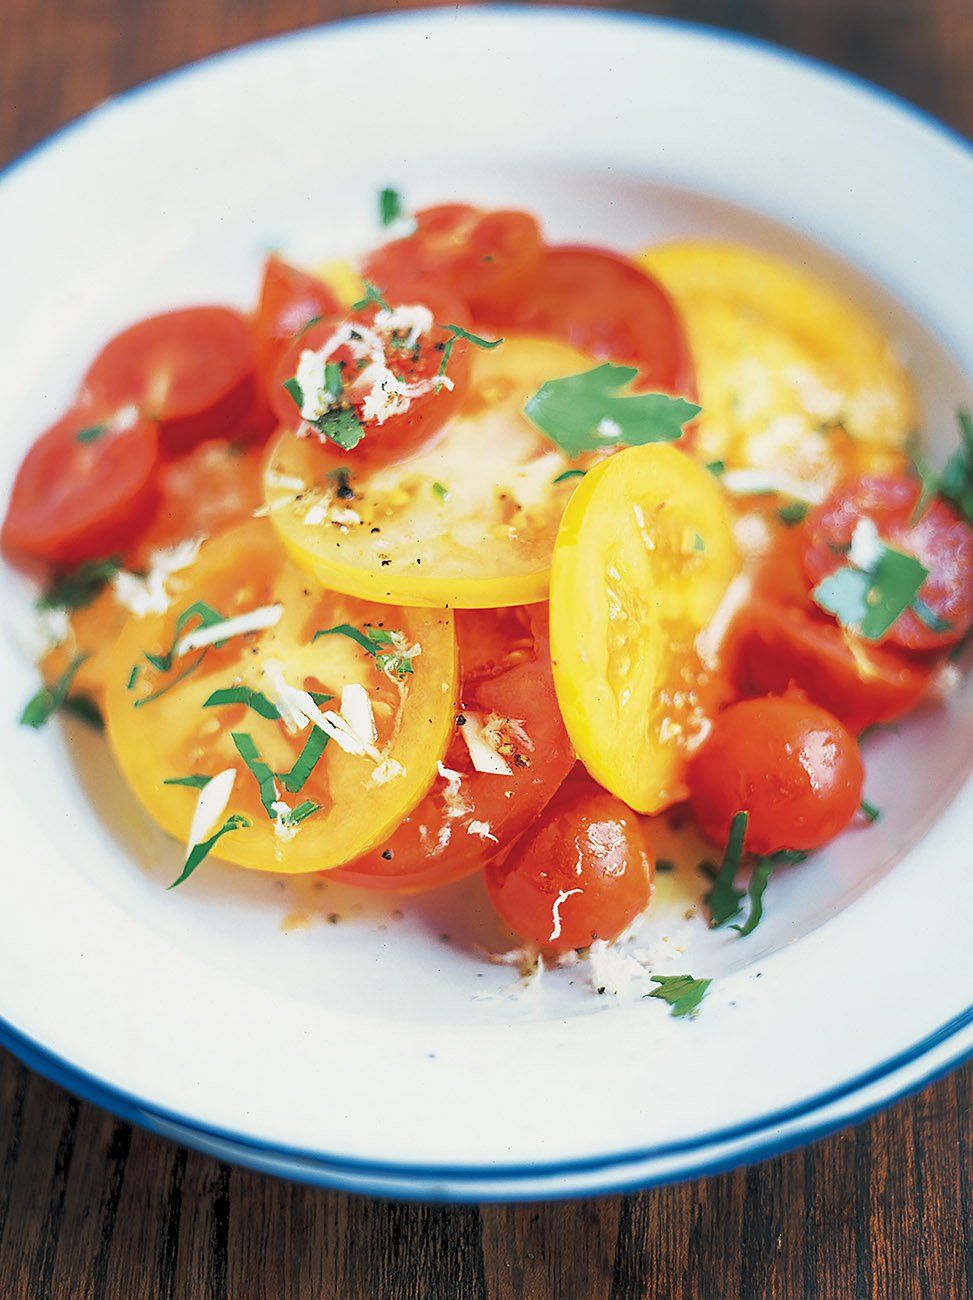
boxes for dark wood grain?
[1,1,970,1296]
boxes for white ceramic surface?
[0,8,970,1199]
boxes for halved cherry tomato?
[271,285,473,470]
[265,335,592,608]
[550,443,740,814]
[332,606,574,891]
[83,307,268,453]
[484,247,697,403]
[730,594,934,734]
[485,780,654,952]
[363,204,543,318]
[802,472,973,650]
[254,255,341,393]
[689,695,864,855]
[104,520,458,874]
[2,403,158,565]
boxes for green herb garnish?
[39,557,121,611]
[144,601,226,673]
[276,727,330,794]
[437,324,504,377]
[20,653,89,728]
[524,363,699,459]
[203,686,281,720]
[351,280,391,312]
[731,848,807,937]
[706,460,726,477]
[60,695,103,730]
[860,798,882,824]
[379,187,403,227]
[314,623,415,678]
[938,408,973,525]
[432,481,450,501]
[812,544,928,641]
[777,501,810,526]
[75,423,109,445]
[703,810,749,929]
[912,597,951,633]
[231,732,279,817]
[133,652,207,708]
[553,469,587,484]
[169,813,250,889]
[648,974,711,1018]
[126,664,140,691]
[164,775,212,789]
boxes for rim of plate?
[0,6,971,1199]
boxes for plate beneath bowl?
[0,7,970,1199]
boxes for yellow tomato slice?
[104,520,457,874]
[638,241,916,491]
[264,336,591,608]
[550,444,740,815]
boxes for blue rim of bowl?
[0,7,970,1197]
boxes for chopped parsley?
[860,798,882,823]
[164,774,212,789]
[379,187,404,227]
[553,469,587,484]
[169,813,250,889]
[777,500,810,526]
[20,653,90,729]
[282,370,366,452]
[144,600,226,673]
[912,597,952,633]
[938,408,973,525]
[203,686,281,720]
[231,732,279,817]
[276,727,329,794]
[133,652,207,708]
[702,810,748,928]
[436,324,504,377]
[812,542,929,641]
[126,664,140,691]
[39,556,121,611]
[706,460,726,477]
[648,974,711,1019]
[693,533,706,552]
[524,363,700,458]
[75,423,109,444]
[351,280,391,313]
[60,695,104,730]
[282,799,321,827]
[432,481,450,501]
[732,848,807,937]
[314,623,416,678]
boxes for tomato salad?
[8,195,972,1013]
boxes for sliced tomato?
[730,594,933,734]
[2,403,158,565]
[271,285,473,470]
[331,606,575,891]
[254,255,341,393]
[104,520,458,875]
[550,443,740,814]
[802,472,973,650]
[265,335,591,608]
[83,306,269,454]
[483,246,697,403]
[363,204,543,318]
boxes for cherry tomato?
[331,606,575,891]
[272,286,473,470]
[689,695,864,855]
[253,255,341,393]
[2,403,158,565]
[730,594,933,734]
[802,472,973,650]
[363,204,543,318]
[485,781,654,953]
[83,306,267,454]
[483,246,697,402]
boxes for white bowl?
[0,7,970,1201]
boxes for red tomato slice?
[481,246,698,402]
[331,606,575,891]
[83,306,268,454]
[272,285,473,469]
[363,204,543,318]
[254,255,341,392]
[2,404,158,565]
[730,593,933,734]
[802,473,973,650]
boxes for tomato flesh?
[485,780,654,952]
[689,695,864,855]
[363,204,543,318]
[83,306,267,453]
[483,246,697,403]
[802,473,973,650]
[2,403,158,565]
[254,255,341,394]
[332,606,575,891]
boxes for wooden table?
[2,1,970,1295]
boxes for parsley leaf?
[203,686,281,720]
[437,324,504,376]
[731,847,808,937]
[939,408,973,525]
[706,460,726,477]
[20,653,90,728]
[276,727,329,794]
[133,652,207,708]
[314,407,366,451]
[379,187,403,227]
[432,481,450,501]
[860,798,882,823]
[145,600,226,673]
[314,623,415,678]
[703,810,748,928]
[163,775,212,789]
[39,557,121,611]
[813,545,928,641]
[75,423,109,444]
[231,732,279,817]
[524,363,700,458]
[169,813,250,889]
[286,799,321,826]
[648,974,711,1018]
[777,500,810,526]
[553,469,586,484]
[351,281,390,313]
